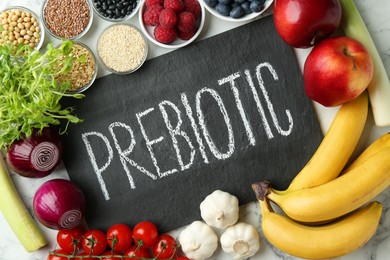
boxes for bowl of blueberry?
[91,0,141,22]
[202,0,273,22]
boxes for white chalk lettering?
[181,93,209,164]
[82,132,113,200]
[256,63,293,136]
[159,100,196,171]
[196,87,235,160]
[218,72,256,146]
[136,107,178,178]
[108,122,157,190]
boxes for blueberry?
[219,0,232,5]
[234,0,246,4]
[240,2,252,14]
[215,3,231,16]
[230,6,245,18]
[205,0,219,7]
[250,0,264,12]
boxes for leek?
[0,155,47,252]
[340,0,390,127]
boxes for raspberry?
[177,11,195,32]
[183,0,201,19]
[159,8,177,28]
[145,0,164,8]
[154,25,177,43]
[143,4,164,26]
[177,28,195,40]
[163,0,184,13]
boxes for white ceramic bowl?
[91,0,141,22]
[138,0,205,49]
[201,0,273,23]
[41,0,93,40]
[0,6,45,50]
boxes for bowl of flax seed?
[96,23,148,75]
[55,41,98,93]
[42,0,93,40]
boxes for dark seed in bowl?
[93,0,138,20]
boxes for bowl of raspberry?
[201,0,273,22]
[139,0,205,49]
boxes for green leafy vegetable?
[0,37,84,148]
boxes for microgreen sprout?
[0,28,84,148]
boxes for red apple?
[303,36,373,107]
[273,0,342,48]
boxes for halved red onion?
[6,126,62,178]
[33,179,86,230]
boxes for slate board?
[61,16,323,232]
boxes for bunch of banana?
[256,195,382,259]
[281,91,368,194]
[251,91,390,259]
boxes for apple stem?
[343,47,358,71]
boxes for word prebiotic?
[82,62,295,200]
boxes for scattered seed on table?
[44,0,91,39]
[97,24,147,73]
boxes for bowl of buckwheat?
[0,6,45,50]
[41,0,93,40]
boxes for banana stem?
[251,181,271,201]
[0,154,47,252]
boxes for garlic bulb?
[178,221,218,260]
[220,222,261,260]
[200,190,239,229]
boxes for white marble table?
[1,0,390,259]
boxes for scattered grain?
[97,24,147,73]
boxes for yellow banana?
[342,132,390,174]
[279,92,368,194]
[256,195,382,260]
[265,147,390,223]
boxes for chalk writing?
[81,62,294,200]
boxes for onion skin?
[6,126,63,178]
[33,179,86,230]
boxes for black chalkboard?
[61,16,323,232]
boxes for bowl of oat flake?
[42,0,93,40]
[97,23,148,74]
[55,42,98,93]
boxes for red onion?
[6,126,62,178]
[33,179,86,230]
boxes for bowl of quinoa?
[0,6,45,50]
[55,41,98,93]
[42,0,93,40]
[97,23,148,74]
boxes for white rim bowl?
[138,0,205,49]
[200,0,273,23]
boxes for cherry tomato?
[124,245,151,258]
[81,229,108,255]
[153,234,178,259]
[47,249,69,260]
[133,221,159,248]
[56,226,83,254]
[106,223,133,252]
[101,250,121,260]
